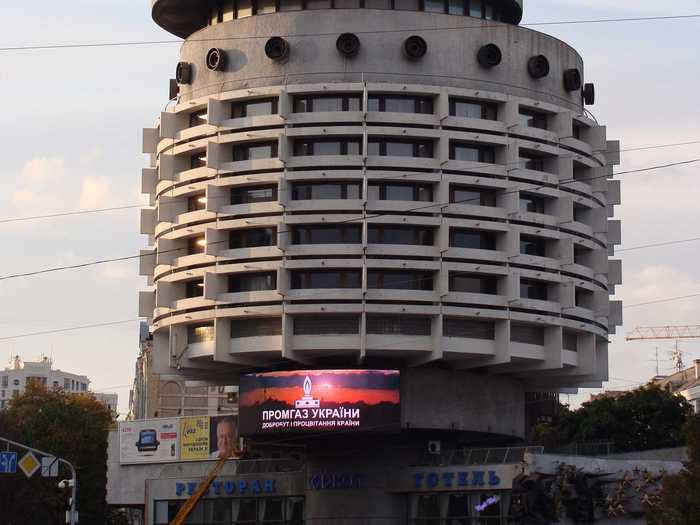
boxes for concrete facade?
[131,2,622,522]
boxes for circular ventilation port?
[563,68,582,92]
[527,55,550,79]
[336,33,360,58]
[583,83,596,105]
[206,48,226,71]
[404,36,427,59]
[175,62,192,84]
[265,37,289,61]
[477,44,502,68]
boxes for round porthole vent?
[175,62,192,84]
[206,48,226,71]
[563,68,582,92]
[265,37,289,61]
[336,33,360,58]
[477,44,502,68]
[527,55,550,79]
[404,36,427,59]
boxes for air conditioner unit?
[427,441,441,455]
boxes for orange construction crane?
[626,325,700,341]
[169,444,246,525]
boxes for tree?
[0,383,114,525]
[646,415,700,525]
[534,384,693,453]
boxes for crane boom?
[625,325,700,341]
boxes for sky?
[0,1,699,417]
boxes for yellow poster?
[180,416,210,460]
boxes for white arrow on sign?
[41,455,59,478]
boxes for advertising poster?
[239,370,400,435]
[180,416,210,461]
[209,415,241,459]
[119,418,179,464]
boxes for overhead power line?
[1,14,699,51]
[0,319,139,342]
[624,293,700,309]
[1,157,699,282]
[2,139,700,226]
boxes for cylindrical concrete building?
[138,0,622,521]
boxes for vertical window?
[257,0,277,14]
[423,0,446,12]
[187,193,207,212]
[185,279,204,298]
[520,235,547,257]
[236,0,254,17]
[233,141,278,161]
[231,98,279,118]
[519,193,546,213]
[190,152,206,169]
[448,0,465,14]
[394,0,420,10]
[519,109,548,129]
[187,236,206,255]
[449,142,496,163]
[469,0,483,18]
[519,152,546,172]
[520,279,548,300]
[563,330,578,352]
[189,110,207,128]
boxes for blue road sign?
[0,451,17,474]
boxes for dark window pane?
[367,225,434,246]
[511,323,546,345]
[232,98,278,118]
[443,318,495,339]
[520,235,546,257]
[519,194,545,213]
[424,0,445,13]
[385,184,414,201]
[366,316,431,335]
[234,499,258,522]
[231,318,282,338]
[293,95,361,112]
[292,225,361,244]
[231,185,277,204]
[519,152,545,171]
[367,271,433,290]
[450,229,497,250]
[229,272,277,292]
[520,279,548,300]
[294,316,360,335]
[519,109,548,129]
[291,270,361,289]
[189,110,207,127]
[187,324,214,343]
[386,141,414,157]
[188,236,206,254]
[190,153,206,169]
[450,274,498,294]
[188,193,207,212]
[233,141,278,161]
[450,142,495,163]
[451,186,497,206]
[186,279,204,298]
[229,228,276,249]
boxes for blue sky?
[0,1,699,416]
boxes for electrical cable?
[1,14,699,52]
[1,156,699,282]
[2,137,696,225]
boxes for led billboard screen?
[239,370,401,435]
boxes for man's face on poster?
[216,419,236,455]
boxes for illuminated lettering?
[212,481,222,495]
[426,472,439,488]
[238,480,248,494]
[442,472,454,487]
[488,471,500,486]
[472,471,485,487]
[251,479,261,494]
[187,482,197,496]
[457,472,469,486]
[224,481,235,495]
[264,479,275,493]
[175,483,185,496]
[414,473,424,488]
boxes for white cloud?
[79,176,111,209]
[19,156,65,185]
